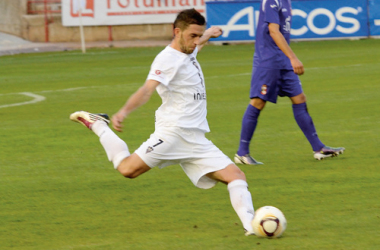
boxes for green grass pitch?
[1,39,379,249]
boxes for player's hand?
[197,26,223,51]
[205,26,223,39]
[111,111,127,132]
[291,57,304,75]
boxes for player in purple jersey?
[235,0,345,164]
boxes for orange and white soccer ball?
[251,206,287,238]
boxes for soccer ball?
[251,206,287,238]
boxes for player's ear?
[173,27,181,37]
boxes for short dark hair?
[173,8,206,31]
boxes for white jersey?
[147,46,209,132]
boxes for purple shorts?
[250,67,303,103]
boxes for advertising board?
[206,0,376,41]
[61,0,380,39]
[369,0,380,36]
[62,0,205,26]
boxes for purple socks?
[292,103,324,151]
[237,104,261,156]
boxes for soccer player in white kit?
[70,9,255,236]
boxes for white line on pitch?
[0,92,46,109]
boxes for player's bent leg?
[70,111,150,174]
[116,153,151,179]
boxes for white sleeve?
[147,55,177,86]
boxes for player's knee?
[250,98,266,110]
[229,164,247,181]
[117,161,150,179]
[116,154,150,178]
[117,165,139,179]
[235,168,246,180]
[291,93,307,104]
[123,172,139,179]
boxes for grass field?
[1,39,379,250]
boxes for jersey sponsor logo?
[261,85,268,95]
[194,92,206,100]
[155,70,161,75]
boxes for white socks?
[92,121,130,169]
[227,179,255,233]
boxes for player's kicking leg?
[70,111,131,170]
[70,111,110,129]
[313,146,345,160]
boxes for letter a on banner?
[218,7,255,38]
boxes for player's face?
[178,24,205,54]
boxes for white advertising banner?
[62,0,206,27]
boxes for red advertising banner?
[62,0,205,26]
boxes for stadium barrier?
[2,0,380,43]
[26,0,61,42]
[206,0,380,42]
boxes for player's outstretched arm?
[268,23,304,75]
[197,26,223,52]
[112,79,160,132]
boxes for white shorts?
[134,127,233,189]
